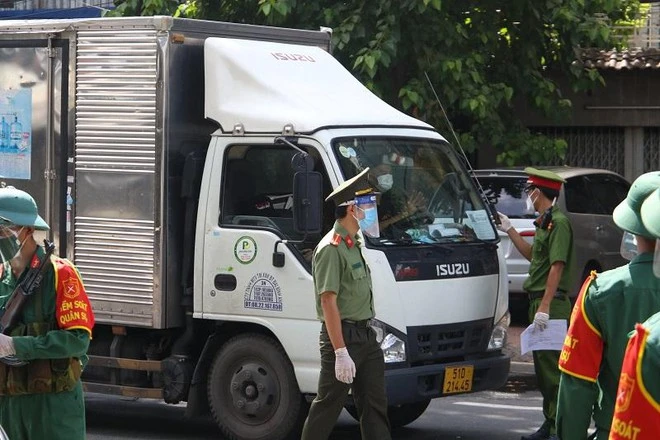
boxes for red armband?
[54,258,94,337]
[559,272,603,382]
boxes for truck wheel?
[346,400,430,428]
[207,334,306,440]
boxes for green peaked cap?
[326,167,374,206]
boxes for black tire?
[346,400,431,429]
[207,334,306,440]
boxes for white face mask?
[377,174,393,192]
[525,189,538,214]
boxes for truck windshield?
[332,137,497,245]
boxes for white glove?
[533,312,550,332]
[0,334,16,358]
[334,347,356,384]
[497,212,512,232]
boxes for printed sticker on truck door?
[0,89,32,179]
[234,236,258,264]
[244,273,283,311]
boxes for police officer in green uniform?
[607,187,660,439]
[498,167,575,440]
[555,172,660,440]
[0,188,95,440]
[301,168,391,440]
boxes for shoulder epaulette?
[330,233,342,247]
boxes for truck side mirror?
[293,171,323,234]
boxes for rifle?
[0,240,56,366]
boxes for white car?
[473,167,630,319]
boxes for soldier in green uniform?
[607,187,660,439]
[497,167,575,440]
[301,168,391,440]
[0,188,95,440]
[555,172,660,440]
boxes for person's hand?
[334,347,356,384]
[533,312,550,332]
[497,212,512,232]
[405,191,426,214]
[0,334,16,358]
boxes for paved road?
[86,375,543,440]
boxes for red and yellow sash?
[559,271,603,382]
[610,324,660,439]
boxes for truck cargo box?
[0,16,330,329]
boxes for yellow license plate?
[442,365,474,394]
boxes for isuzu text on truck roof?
[0,16,510,440]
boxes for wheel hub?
[229,362,278,421]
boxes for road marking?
[453,401,541,411]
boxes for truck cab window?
[221,144,334,264]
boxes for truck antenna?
[423,71,499,225]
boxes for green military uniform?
[557,254,660,439]
[0,187,94,440]
[609,312,660,440]
[301,168,391,440]
[0,246,92,440]
[521,169,575,439]
[556,171,660,440]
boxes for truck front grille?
[406,318,492,363]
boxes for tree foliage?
[108,0,641,165]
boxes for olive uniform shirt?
[523,206,575,293]
[557,253,660,438]
[0,246,91,362]
[313,222,374,321]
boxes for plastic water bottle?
[10,116,22,149]
[0,117,9,148]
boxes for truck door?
[201,140,335,321]
[0,37,69,254]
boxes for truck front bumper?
[384,352,511,405]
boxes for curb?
[509,360,535,377]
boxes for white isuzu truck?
[0,16,510,440]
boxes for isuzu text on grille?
[436,263,470,277]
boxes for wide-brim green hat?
[612,172,660,238]
[0,187,49,231]
[641,187,660,239]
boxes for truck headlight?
[381,333,406,363]
[369,320,406,363]
[488,312,510,350]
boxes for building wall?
[478,69,660,181]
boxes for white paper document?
[520,319,568,355]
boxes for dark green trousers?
[528,296,572,435]
[301,322,391,440]
[0,380,86,440]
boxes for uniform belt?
[528,291,567,301]
[342,319,372,328]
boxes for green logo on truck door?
[234,236,257,264]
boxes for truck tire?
[207,334,306,440]
[346,400,430,429]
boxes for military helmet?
[0,187,49,231]
[612,172,660,238]
[641,187,660,239]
